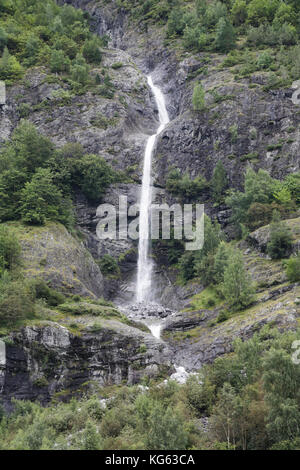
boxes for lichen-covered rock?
[15,222,104,298]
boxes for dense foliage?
[226,167,300,233]
[0,0,106,86]
[1,326,300,450]
[0,121,119,227]
[116,0,300,56]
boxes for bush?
[211,161,228,204]
[166,168,208,201]
[50,49,70,73]
[146,404,188,450]
[166,8,186,37]
[72,154,116,203]
[0,47,23,83]
[222,249,255,311]
[286,253,300,282]
[267,213,293,259]
[214,17,236,52]
[6,120,54,174]
[0,279,34,327]
[98,255,120,277]
[256,51,273,69]
[192,82,206,111]
[20,168,67,225]
[0,225,21,273]
[82,38,102,64]
[31,279,66,307]
[178,251,195,283]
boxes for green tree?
[210,382,238,449]
[70,54,89,86]
[0,279,34,327]
[167,8,186,37]
[226,168,279,232]
[214,17,236,52]
[146,404,188,450]
[267,213,293,259]
[23,36,40,66]
[82,38,102,64]
[9,120,54,174]
[20,168,65,225]
[178,251,195,282]
[73,154,116,203]
[286,252,300,282]
[222,249,255,311]
[0,169,27,222]
[273,2,296,27]
[0,225,21,274]
[213,241,232,284]
[0,27,8,52]
[81,421,101,450]
[263,348,300,443]
[192,82,206,111]
[194,216,223,285]
[50,49,70,73]
[231,0,247,26]
[183,25,208,51]
[247,0,278,26]
[211,160,228,204]
[166,169,208,202]
[53,36,78,60]
[0,47,23,82]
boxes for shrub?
[214,17,236,52]
[178,251,195,283]
[50,49,70,73]
[267,213,293,259]
[72,154,116,203]
[0,279,34,327]
[286,253,300,282]
[0,225,21,273]
[166,169,208,201]
[231,0,248,26]
[166,8,186,37]
[222,249,255,311]
[0,47,23,83]
[192,82,206,111]
[31,279,66,307]
[146,404,188,450]
[98,255,120,277]
[257,51,273,69]
[82,38,102,64]
[211,161,228,204]
[193,216,223,285]
[7,120,54,174]
[20,168,66,225]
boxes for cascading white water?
[136,75,170,303]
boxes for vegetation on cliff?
[0,0,107,86]
[1,326,300,450]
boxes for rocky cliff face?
[1,321,172,411]
[1,0,300,411]
[15,222,104,299]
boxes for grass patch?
[184,287,223,312]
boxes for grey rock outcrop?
[1,321,172,411]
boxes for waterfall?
[136,75,170,303]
